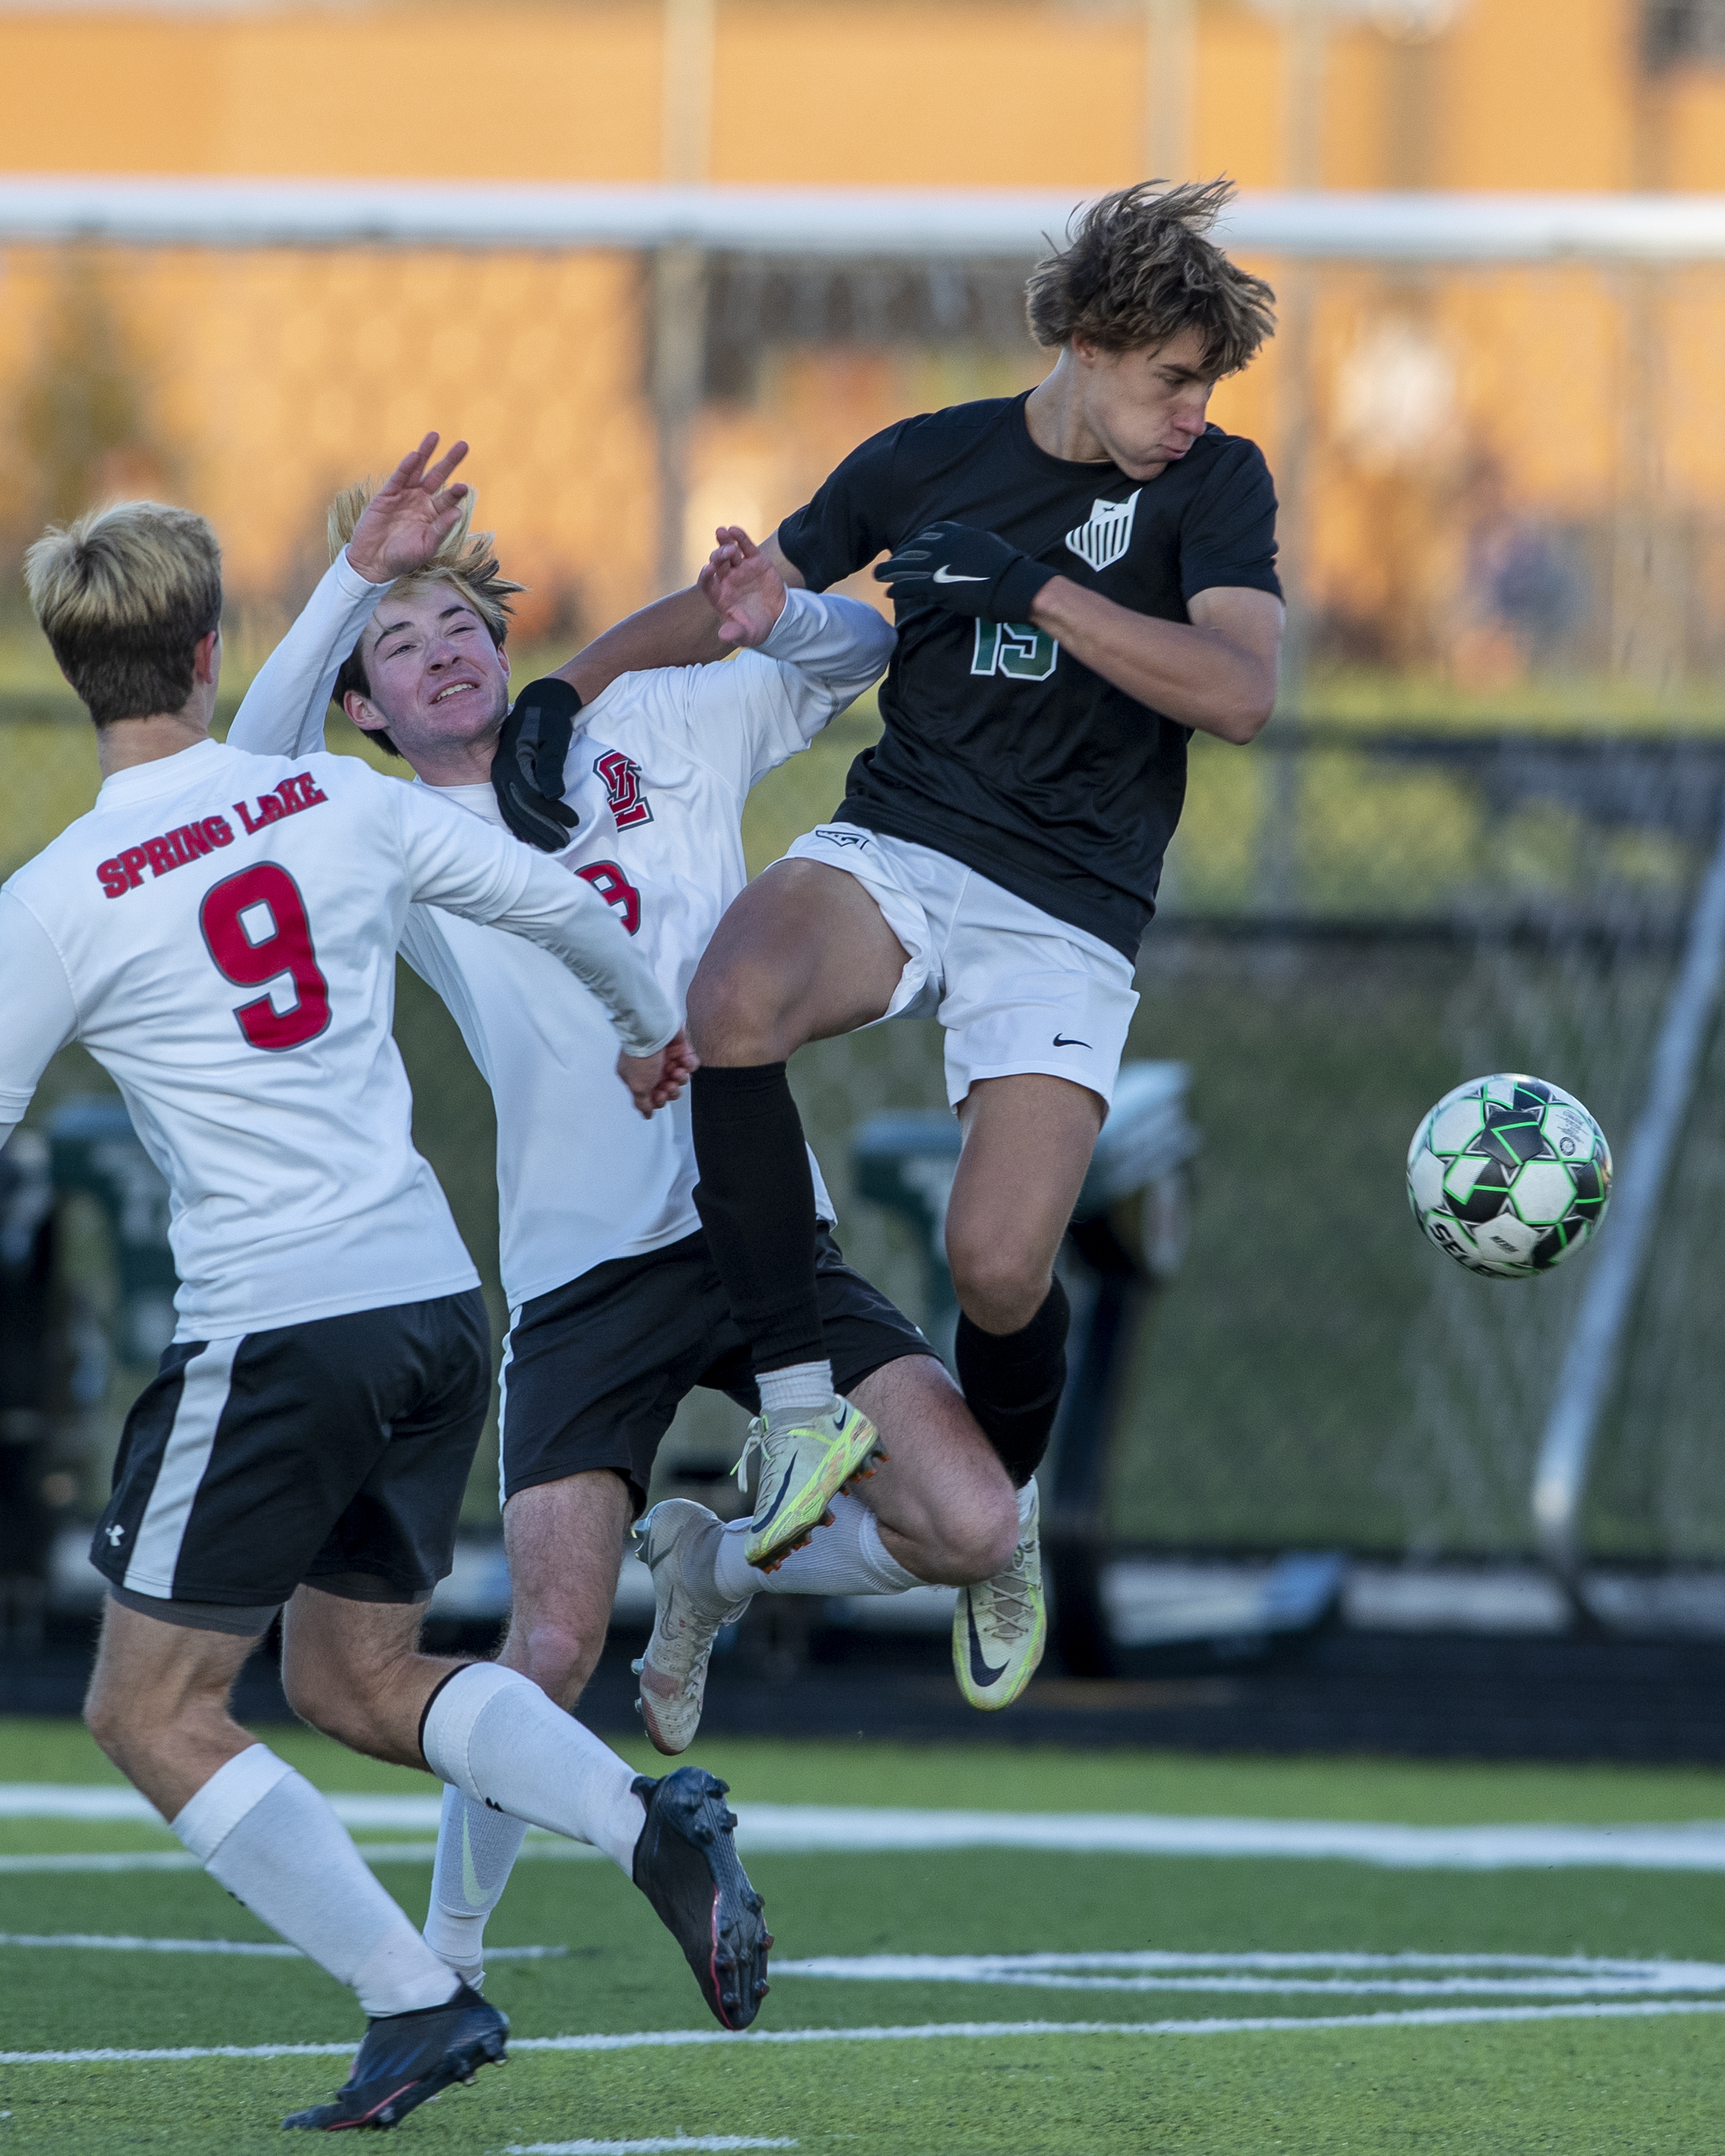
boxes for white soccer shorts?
[782,823,1139,1109]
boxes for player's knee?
[946,1236,1049,1335]
[936,1479,1022,1583]
[280,1652,382,1750]
[81,1680,133,1765]
[686,952,791,1064]
[508,1618,602,1710]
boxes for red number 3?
[199,864,332,1052]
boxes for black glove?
[492,676,582,852]
[875,520,1056,623]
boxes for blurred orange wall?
[1,0,1722,191]
[0,0,1722,678]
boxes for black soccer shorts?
[93,1289,491,1633]
[498,1225,934,1514]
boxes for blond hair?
[1026,178,1276,376]
[25,501,222,728]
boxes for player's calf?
[496,1467,636,1710]
[849,1355,1019,1584]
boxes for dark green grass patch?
[5,2014,1724,2155]
[8,1723,1725,2151]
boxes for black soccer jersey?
[777,393,1280,957]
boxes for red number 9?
[199,863,332,1052]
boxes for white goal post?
[0,178,1723,260]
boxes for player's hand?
[617,1028,699,1117]
[493,677,582,851]
[697,526,786,649]
[875,520,1055,623]
[346,433,472,583]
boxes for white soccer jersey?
[0,736,676,1340]
[228,553,894,1310]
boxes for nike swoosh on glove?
[492,677,582,852]
[875,521,1056,623]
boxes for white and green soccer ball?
[1405,1073,1612,1278]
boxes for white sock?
[172,1744,458,2018]
[420,1665,645,1874]
[424,1781,530,1984]
[712,1493,921,1601]
[757,1360,834,1420]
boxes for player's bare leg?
[86,1595,507,2128]
[946,1073,1105,1333]
[280,1586,769,2031]
[498,1468,636,1707]
[85,1599,265,1818]
[933,1074,1105,1707]
[689,857,907,1064]
[636,1354,1020,1753]
[415,1476,628,1988]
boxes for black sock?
[691,1062,826,1373]
[954,1279,1071,1489]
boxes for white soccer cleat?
[632,1499,754,1757]
[952,1478,1047,1712]
[736,1395,886,1570]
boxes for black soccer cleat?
[631,1766,771,2031]
[281,1982,507,2131]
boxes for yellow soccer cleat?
[953,1478,1047,1711]
[737,1395,885,1571]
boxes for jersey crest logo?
[1065,488,1142,573]
[595,750,652,829]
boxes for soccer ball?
[1405,1073,1612,1278]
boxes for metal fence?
[12,708,1725,1570]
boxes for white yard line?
[13,1790,1725,1871]
[9,2001,1725,2067]
[504,2141,797,2154]
[7,1937,1717,2000]
[0,1934,561,1960]
[769,1949,1725,1997]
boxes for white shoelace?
[980,1541,1037,1644]
[733,1417,766,1497]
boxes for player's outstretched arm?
[873,521,1281,744]
[229,433,470,761]
[552,584,731,708]
[396,785,686,1112]
[1028,578,1283,744]
[700,526,895,745]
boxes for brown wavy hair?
[1026,178,1276,377]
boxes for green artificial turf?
[9,1718,1725,1825]
[7,1720,1725,2151]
